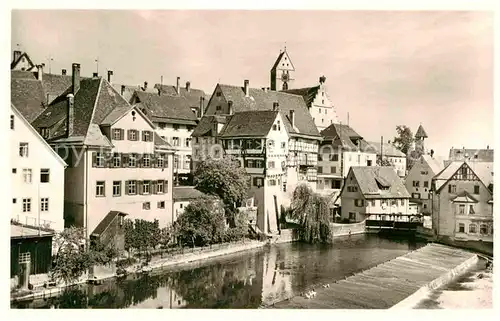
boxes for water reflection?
[12,234,426,309]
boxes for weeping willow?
[290,184,333,244]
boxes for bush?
[116,257,138,269]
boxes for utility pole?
[380,136,383,165]
[47,55,54,74]
[95,58,99,75]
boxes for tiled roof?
[434,161,494,193]
[448,148,494,162]
[112,84,141,102]
[191,115,227,137]
[216,84,320,138]
[421,155,446,174]
[173,186,207,201]
[451,191,478,203]
[132,91,198,124]
[154,132,173,150]
[11,52,36,70]
[415,124,428,138]
[350,166,410,199]
[282,86,319,108]
[271,51,285,70]
[320,123,374,152]
[154,83,206,108]
[32,77,136,147]
[11,78,47,122]
[219,110,278,138]
[91,211,128,237]
[11,70,37,80]
[368,141,406,157]
[321,123,362,140]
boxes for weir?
[270,243,478,309]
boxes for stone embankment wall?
[330,220,366,237]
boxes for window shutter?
[164,154,168,168]
[149,131,154,141]
[125,180,129,195]
[149,181,153,194]
[137,180,143,195]
[137,154,143,168]
[151,154,157,168]
[105,153,112,168]
[127,130,131,140]
[92,152,97,167]
[142,131,146,142]
[119,129,124,140]
[152,180,157,194]
[122,154,129,168]
[164,180,168,193]
[448,184,451,193]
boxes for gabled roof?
[132,91,198,124]
[32,77,142,147]
[451,191,478,203]
[219,110,279,138]
[112,83,141,102]
[11,103,67,168]
[448,148,494,162]
[320,123,374,152]
[348,166,410,199]
[191,115,227,137]
[434,161,494,194]
[415,124,428,138]
[281,86,319,108]
[368,141,406,158]
[154,83,206,108]
[11,52,36,70]
[271,50,295,71]
[421,154,446,174]
[154,132,174,151]
[11,78,47,122]
[173,186,207,201]
[215,84,320,138]
[91,211,128,238]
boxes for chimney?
[244,80,249,97]
[228,101,234,115]
[107,70,113,83]
[67,94,75,136]
[319,75,326,85]
[388,140,391,144]
[121,85,125,96]
[62,69,67,75]
[186,81,191,92]
[13,50,22,62]
[36,64,43,81]
[93,72,98,78]
[289,110,295,128]
[200,97,205,118]
[143,81,148,91]
[430,149,435,157]
[176,77,180,95]
[71,63,81,94]
[273,102,279,111]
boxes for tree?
[174,196,227,247]
[376,156,392,167]
[194,157,250,224]
[123,219,161,257]
[392,125,414,155]
[289,184,332,244]
[224,210,249,242]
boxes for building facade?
[10,104,67,232]
[367,141,407,177]
[432,161,493,243]
[31,63,175,245]
[172,186,208,223]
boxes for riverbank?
[270,243,478,309]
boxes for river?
[12,234,427,309]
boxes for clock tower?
[270,47,295,91]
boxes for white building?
[31,63,175,247]
[10,103,67,232]
[172,186,207,222]
[367,141,407,177]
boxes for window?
[317,167,323,174]
[371,200,376,206]
[156,180,164,194]
[423,181,429,188]
[469,205,475,214]
[423,204,427,209]
[113,181,121,197]
[172,137,180,146]
[349,212,356,220]
[469,224,477,234]
[143,130,153,141]
[391,199,397,206]
[95,153,105,167]
[412,193,421,199]
[458,223,465,233]
[165,180,169,193]
[253,177,264,187]
[22,198,31,212]
[268,140,275,148]
[448,184,457,193]
[174,155,179,169]
[128,154,137,167]
[332,180,342,189]
[40,169,50,183]
[10,115,14,130]
[347,186,358,192]
[113,153,121,167]
[143,180,151,195]
[96,181,105,197]
[367,160,372,166]
[158,201,165,209]
[143,154,151,167]
[474,185,480,195]
[40,128,50,138]
[12,168,16,174]
[268,161,275,169]
[13,198,16,204]
[281,142,286,149]
[23,169,32,183]
[319,108,321,114]
[40,198,49,212]
[127,181,137,195]
[157,154,165,168]
[458,204,465,214]
[322,119,324,124]
[185,138,191,147]
[480,224,488,235]
[173,124,180,131]
[128,129,138,141]
[269,179,277,186]
[332,154,339,161]
[143,202,151,210]
[113,128,123,140]
[216,92,222,97]
[400,199,405,206]
[19,142,29,157]
[216,105,222,111]
[158,122,166,129]
[413,181,420,187]
[354,199,364,207]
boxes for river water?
[12,234,426,309]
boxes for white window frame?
[113,153,121,167]
[128,181,137,195]
[96,153,105,167]
[22,198,31,212]
[113,181,121,197]
[112,128,121,140]
[156,180,164,194]
[96,181,105,197]
[157,154,164,167]
[40,198,49,212]
[128,154,137,167]
[157,201,165,209]
[143,202,151,210]
[143,154,151,167]
[23,168,32,184]
[143,180,151,195]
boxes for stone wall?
[330,220,366,237]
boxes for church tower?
[270,47,295,91]
[415,124,428,153]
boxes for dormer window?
[40,127,50,138]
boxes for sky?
[11,10,493,158]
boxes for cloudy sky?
[11,10,493,157]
